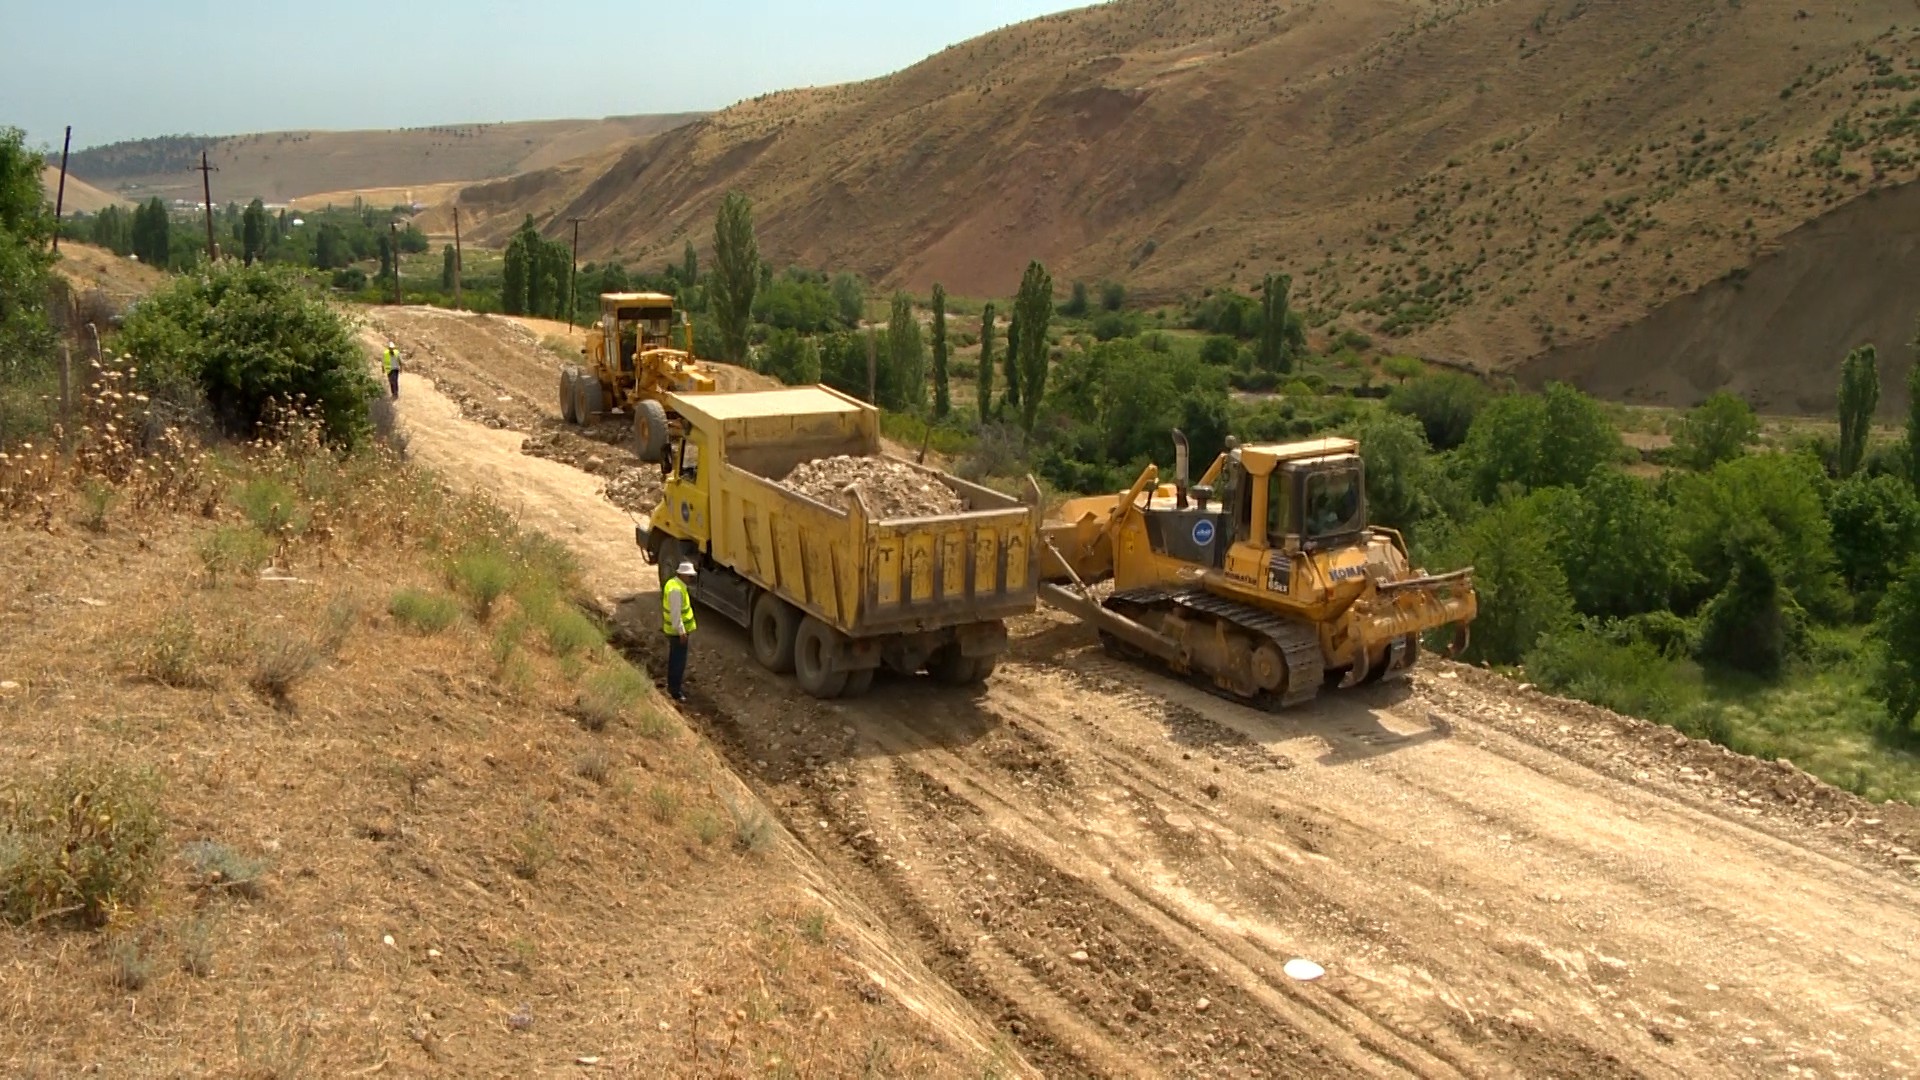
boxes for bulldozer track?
[1108,587,1326,709]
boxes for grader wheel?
[575,374,604,424]
[633,399,670,462]
[558,367,578,424]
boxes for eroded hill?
[469,0,1920,377]
[67,115,703,206]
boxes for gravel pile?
[603,468,663,515]
[782,455,966,518]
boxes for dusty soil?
[394,301,1920,1079]
[783,455,966,518]
[0,408,1006,1077]
[359,306,779,520]
[51,241,168,301]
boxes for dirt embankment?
[388,298,1920,1079]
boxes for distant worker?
[662,559,698,703]
[383,341,401,400]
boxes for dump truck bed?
[714,455,1036,638]
[661,387,1038,641]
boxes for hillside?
[1524,178,1920,415]
[473,0,1920,383]
[40,166,124,213]
[66,114,702,205]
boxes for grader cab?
[558,292,715,460]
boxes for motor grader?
[558,292,714,460]
[1038,433,1476,709]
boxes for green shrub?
[233,477,308,537]
[198,525,272,585]
[510,813,553,880]
[448,548,515,620]
[138,617,206,689]
[179,916,218,977]
[181,840,267,899]
[1387,372,1490,451]
[539,603,605,658]
[1694,530,1805,678]
[389,589,461,634]
[1,759,167,927]
[79,478,118,533]
[726,796,775,855]
[689,809,724,846]
[107,934,156,990]
[1455,497,1575,665]
[1873,559,1920,733]
[576,662,648,731]
[248,633,322,704]
[118,262,378,445]
[1526,629,1691,721]
[647,783,683,824]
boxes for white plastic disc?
[1284,958,1325,981]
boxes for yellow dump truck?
[638,386,1041,699]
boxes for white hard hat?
[386,341,396,349]
[675,560,697,577]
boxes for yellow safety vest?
[661,577,696,635]
[383,348,399,373]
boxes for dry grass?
[0,395,984,1076]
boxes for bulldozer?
[1039,433,1476,710]
[559,292,715,460]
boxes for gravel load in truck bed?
[781,455,967,518]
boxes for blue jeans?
[388,369,400,399]
[667,635,689,699]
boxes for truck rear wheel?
[841,667,876,697]
[559,367,578,423]
[794,616,849,699]
[750,593,799,674]
[633,399,670,462]
[930,645,991,687]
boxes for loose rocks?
[782,456,965,518]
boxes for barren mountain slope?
[484,0,1920,373]
[66,114,703,205]
[39,166,124,212]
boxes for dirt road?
[377,308,1920,1079]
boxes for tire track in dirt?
[394,304,1920,1080]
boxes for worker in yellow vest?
[662,559,698,702]
[382,342,401,400]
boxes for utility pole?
[866,328,878,405]
[452,207,463,311]
[51,126,71,253]
[388,221,402,304]
[566,216,585,331]
[195,151,218,263]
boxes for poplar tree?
[1013,261,1053,433]
[930,284,950,419]
[1257,272,1304,374]
[709,192,760,364]
[1838,344,1880,479]
[977,301,997,424]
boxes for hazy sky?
[8,1,1093,150]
